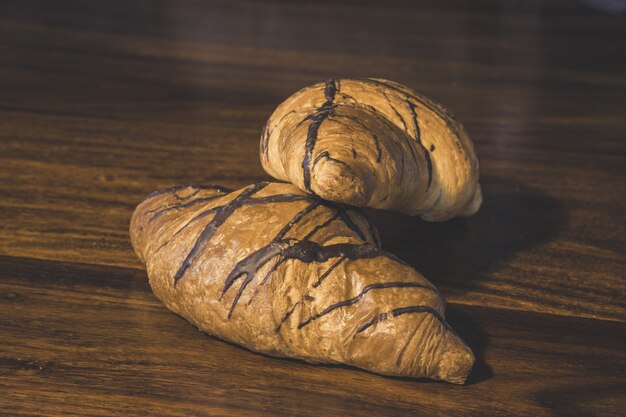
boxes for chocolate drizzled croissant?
[260,78,482,221]
[130,182,474,384]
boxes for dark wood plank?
[0,0,624,322]
[0,255,624,417]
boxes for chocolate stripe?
[275,301,300,332]
[298,282,439,329]
[223,240,294,318]
[302,79,337,191]
[173,182,269,285]
[273,201,320,241]
[351,207,381,248]
[258,256,286,286]
[312,150,352,169]
[356,305,445,334]
[147,194,226,221]
[406,100,433,188]
[153,206,220,256]
[243,202,324,305]
[246,194,312,206]
[223,240,385,318]
[302,212,340,241]
[315,203,368,242]
[311,256,345,288]
[380,89,408,132]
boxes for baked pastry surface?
[261,78,482,220]
[130,182,474,384]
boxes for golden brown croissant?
[260,78,482,221]
[130,182,474,384]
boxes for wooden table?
[1,1,624,415]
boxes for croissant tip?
[432,332,475,384]
[311,161,373,207]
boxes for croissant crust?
[130,182,474,384]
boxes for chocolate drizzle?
[298,282,439,329]
[274,254,346,332]
[356,305,446,334]
[406,100,433,188]
[222,240,385,318]
[302,212,341,241]
[312,151,351,169]
[311,256,345,288]
[143,184,232,203]
[243,201,342,307]
[380,90,408,132]
[302,79,337,192]
[330,206,367,242]
[275,301,300,332]
[147,194,226,221]
[273,201,321,241]
[173,182,269,285]
[243,201,324,305]
[351,207,380,248]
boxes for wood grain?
[0,0,625,415]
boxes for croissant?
[130,182,474,384]
[260,78,482,221]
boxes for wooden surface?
[0,0,625,415]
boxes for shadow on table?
[366,176,567,384]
